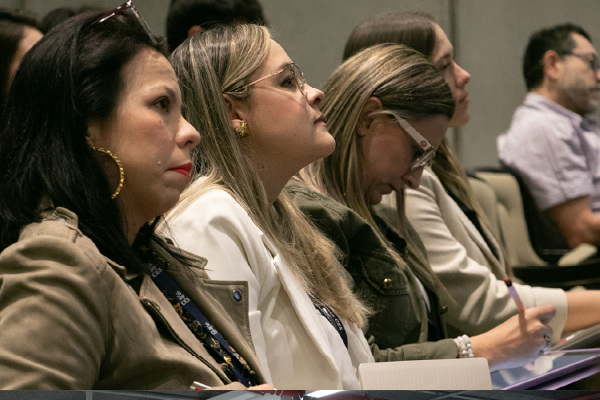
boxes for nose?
[455,62,471,88]
[402,168,425,189]
[596,68,600,82]
[178,116,201,149]
[305,83,324,107]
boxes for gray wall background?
[4,0,600,168]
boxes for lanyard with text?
[310,294,348,348]
[149,264,251,387]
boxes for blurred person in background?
[0,8,42,113]
[166,0,267,53]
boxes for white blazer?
[168,185,373,389]
[381,169,568,342]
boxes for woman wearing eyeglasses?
[344,11,600,346]
[290,43,556,371]
[0,6,271,389]
[166,24,373,389]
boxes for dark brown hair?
[343,11,436,61]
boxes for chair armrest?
[558,243,599,266]
[512,262,600,290]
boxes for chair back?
[468,170,545,268]
[472,166,570,263]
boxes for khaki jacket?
[0,207,266,389]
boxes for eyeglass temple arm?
[369,110,432,150]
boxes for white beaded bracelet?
[453,334,475,358]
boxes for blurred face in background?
[555,32,600,116]
[8,26,43,89]
[431,23,471,128]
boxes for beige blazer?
[0,207,266,389]
[381,169,568,340]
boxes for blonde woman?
[292,43,556,371]
[166,24,373,389]
[344,11,600,343]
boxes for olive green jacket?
[286,180,458,361]
[0,207,266,389]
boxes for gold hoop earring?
[235,121,250,137]
[93,147,124,199]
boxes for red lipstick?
[169,162,193,179]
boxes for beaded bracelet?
[453,334,475,358]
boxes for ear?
[223,93,250,130]
[357,97,384,136]
[542,50,563,81]
[86,120,103,148]
[187,25,204,38]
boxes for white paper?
[359,358,492,390]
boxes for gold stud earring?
[93,147,124,199]
[235,121,250,137]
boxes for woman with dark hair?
[344,11,600,345]
[0,8,42,111]
[0,4,269,389]
[291,43,556,371]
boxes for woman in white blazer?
[346,11,600,342]
[166,24,373,389]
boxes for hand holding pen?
[504,277,552,353]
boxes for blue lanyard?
[309,294,348,349]
[149,263,252,387]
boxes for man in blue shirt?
[498,23,600,248]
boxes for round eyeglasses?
[243,62,307,96]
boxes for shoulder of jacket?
[19,207,83,241]
[184,187,250,217]
[14,207,106,270]
[285,180,350,220]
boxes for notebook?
[359,358,491,390]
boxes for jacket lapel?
[148,239,267,384]
[259,233,340,376]
[455,209,507,278]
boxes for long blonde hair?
[303,44,454,262]
[169,24,367,326]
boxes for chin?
[158,190,185,215]
[369,192,383,206]
[323,137,336,157]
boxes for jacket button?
[232,289,243,302]
[441,305,448,314]
[383,278,392,289]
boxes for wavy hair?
[169,24,367,326]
